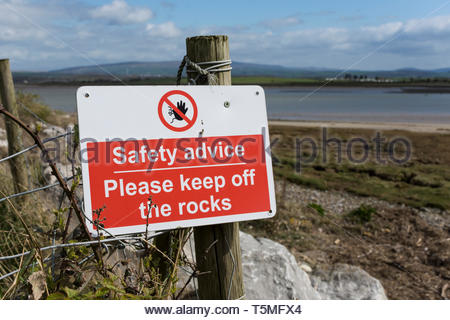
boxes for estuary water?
[15,85,450,124]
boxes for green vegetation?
[16,91,53,122]
[307,203,326,216]
[347,204,376,223]
[0,164,52,298]
[0,96,182,300]
[13,72,450,88]
[277,168,328,191]
[270,125,450,210]
[232,77,321,86]
[15,91,76,127]
[232,76,450,88]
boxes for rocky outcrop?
[177,232,388,300]
[177,232,320,299]
[0,128,7,148]
[310,263,387,300]
[43,163,73,184]
[42,125,66,137]
[240,232,320,299]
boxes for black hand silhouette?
[173,100,188,121]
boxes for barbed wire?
[0,230,171,282]
[0,96,197,298]
[0,176,74,204]
[0,256,53,282]
[0,130,73,164]
[17,101,51,126]
[0,231,169,262]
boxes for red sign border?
[158,90,198,132]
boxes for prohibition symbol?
[158,90,198,132]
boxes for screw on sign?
[158,90,198,132]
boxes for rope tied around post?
[176,55,232,85]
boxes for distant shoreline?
[13,76,450,89]
[15,83,450,128]
[269,120,450,133]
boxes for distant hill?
[12,61,450,83]
[434,68,450,73]
[49,61,329,78]
[48,61,450,78]
[50,61,179,77]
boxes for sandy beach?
[269,120,450,133]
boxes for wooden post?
[0,59,28,194]
[186,35,244,300]
[152,230,173,292]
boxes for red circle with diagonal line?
[158,90,198,132]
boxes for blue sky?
[2,0,450,71]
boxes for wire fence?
[0,231,171,281]
[0,55,240,299]
[0,131,73,165]
[0,177,74,204]
[0,232,170,262]
[0,111,199,299]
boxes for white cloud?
[0,0,53,41]
[146,21,181,38]
[224,14,450,69]
[404,15,450,35]
[362,22,403,41]
[280,27,350,50]
[1,1,450,71]
[262,15,303,28]
[276,15,450,55]
[90,0,153,25]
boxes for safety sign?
[158,90,198,132]
[77,86,276,236]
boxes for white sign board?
[76,86,276,236]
